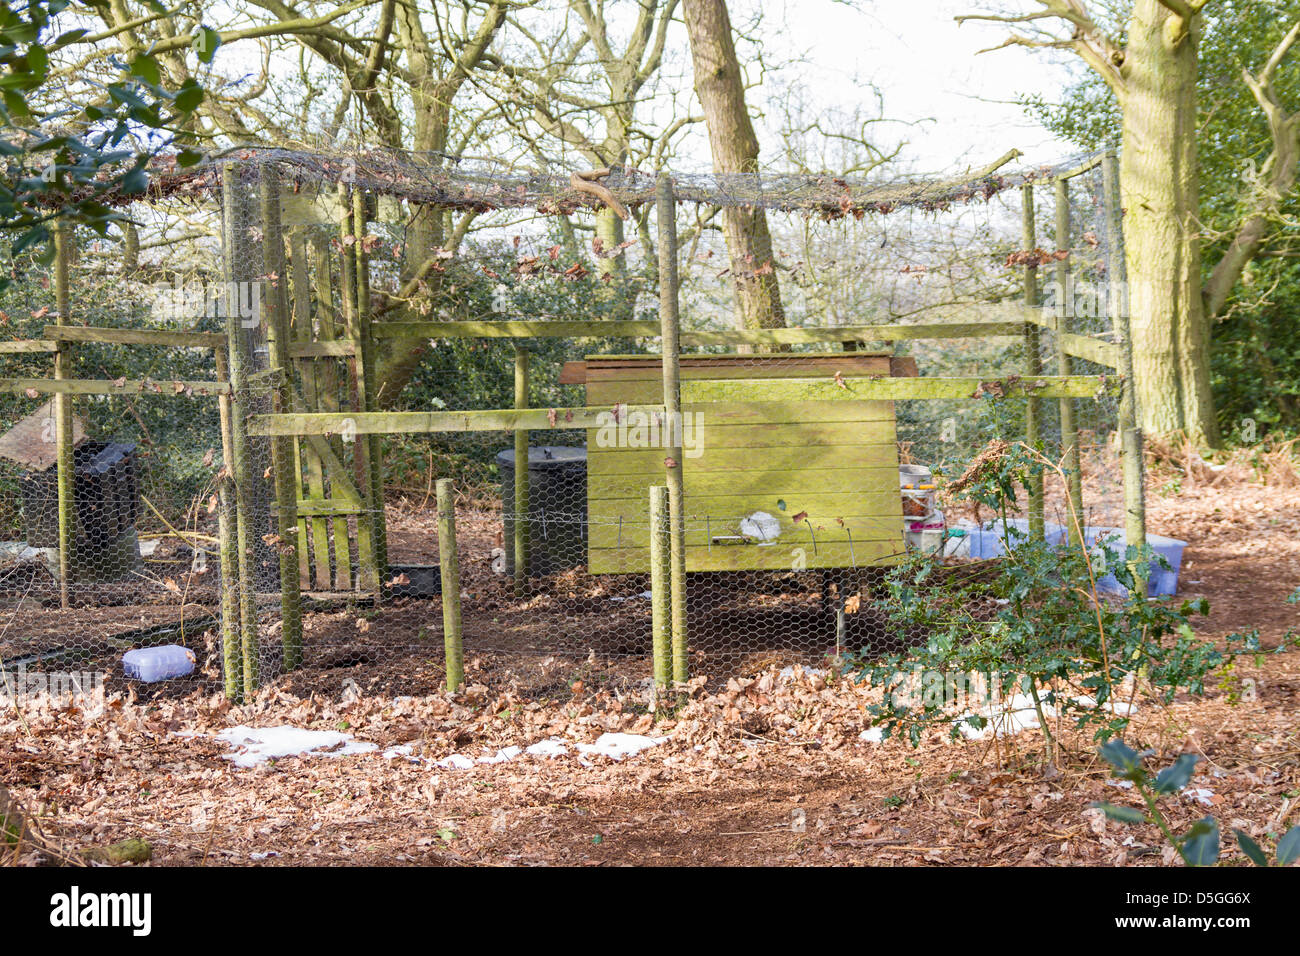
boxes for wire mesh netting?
[0,150,1135,708]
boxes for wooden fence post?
[259,163,303,670]
[1103,150,1148,594]
[309,233,353,590]
[513,345,530,597]
[436,478,464,692]
[354,188,388,585]
[649,485,671,689]
[53,222,74,607]
[656,174,688,684]
[338,184,380,592]
[1022,183,1045,539]
[221,163,260,694]
[1055,175,1084,543]
[290,229,330,588]
[213,348,242,702]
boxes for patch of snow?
[575,733,667,759]
[435,733,667,770]
[1184,788,1215,807]
[476,745,522,765]
[249,851,279,861]
[859,727,884,744]
[525,738,569,757]
[1107,779,1135,790]
[214,725,378,768]
[383,744,415,760]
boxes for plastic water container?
[122,645,196,682]
[973,518,1067,558]
[1083,527,1187,596]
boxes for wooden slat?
[590,465,898,500]
[285,499,367,517]
[288,340,356,358]
[588,512,902,550]
[1022,312,1121,368]
[589,419,897,450]
[248,405,666,436]
[587,443,899,474]
[589,540,904,574]
[591,491,903,525]
[0,378,229,395]
[678,375,1115,403]
[0,340,58,354]
[592,465,904,502]
[290,229,332,589]
[583,355,893,381]
[372,317,1028,344]
[43,326,226,348]
[311,231,353,591]
[891,356,919,377]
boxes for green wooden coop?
[560,352,918,573]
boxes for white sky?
[739,0,1080,175]
[209,1,1083,177]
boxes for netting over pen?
[89,145,1092,218]
[0,145,1135,706]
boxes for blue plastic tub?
[1082,527,1187,596]
[970,518,1067,558]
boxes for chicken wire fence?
[0,150,1135,706]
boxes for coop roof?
[0,401,88,471]
[559,352,917,385]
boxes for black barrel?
[496,445,587,577]
[22,441,139,550]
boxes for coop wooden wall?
[584,355,906,573]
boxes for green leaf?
[120,166,148,195]
[129,54,160,87]
[1277,825,1300,866]
[174,80,204,113]
[1091,801,1146,824]
[2,88,31,120]
[1097,740,1143,780]
[11,224,49,257]
[25,43,48,82]
[176,147,204,168]
[1233,829,1268,866]
[192,26,222,64]
[50,28,89,50]
[1154,753,1199,794]
[1181,817,1220,866]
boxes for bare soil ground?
[2,474,1298,866]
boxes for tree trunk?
[1119,1,1220,446]
[681,0,785,330]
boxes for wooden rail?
[43,326,226,349]
[0,378,230,395]
[247,374,1117,437]
[1022,313,1121,369]
[372,317,1029,344]
[248,404,667,436]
